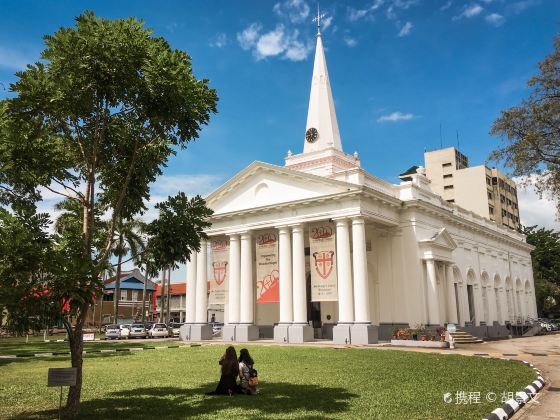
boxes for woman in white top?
[238,348,258,395]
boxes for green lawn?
[0,344,535,420]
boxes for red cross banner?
[209,238,229,304]
[309,222,338,301]
[255,230,280,303]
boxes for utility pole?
[166,268,172,324]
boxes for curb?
[483,360,546,420]
[0,344,199,359]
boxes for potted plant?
[436,326,446,342]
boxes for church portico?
[181,11,537,344]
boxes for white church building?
[181,18,537,344]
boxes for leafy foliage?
[490,35,560,212]
[0,11,217,416]
[521,225,560,315]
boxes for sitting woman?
[206,346,241,396]
[238,348,258,395]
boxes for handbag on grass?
[248,366,259,386]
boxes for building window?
[120,289,127,301]
[444,185,454,190]
[502,209,507,217]
[487,192,493,200]
[442,162,452,168]
[486,176,491,185]
[489,206,494,215]
[492,177,498,185]
[103,293,114,302]
[446,199,455,203]
[132,290,139,301]
[500,195,505,203]
[443,174,453,179]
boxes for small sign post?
[48,367,77,420]
[83,333,95,342]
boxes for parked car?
[168,322,184,337]
[119,324,131,339]
[148,323,169,338]
[145,321,155,331]
[105,324,121,340]
[129,323,147,339]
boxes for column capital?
[351,216,366,226]
[276,225,292,234]
[226,232,241,239]
[333,217,350,227]
[289,223,305,233]
[240,231,252,240]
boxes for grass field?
[0,343,535,420]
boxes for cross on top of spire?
[312,3,326,36]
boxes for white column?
[352,217,370,323]
[228,234,241,324]
[278,226,293,324]
[487,285,497,325]
[445,264,458,324]
[292,224,307,324]
[239,232,254,324]
[185,252,197,323]
[425,259,441,325]
[195,241,208,323]
[336,219,354,323]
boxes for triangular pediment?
[206,161,359,215]
[419,228,457,251]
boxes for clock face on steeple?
[305,127,319,143]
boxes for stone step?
[449,329,483,344]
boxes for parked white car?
[148,323,169,338]
[105,324,121,340]
[119,324,131,339]
[129,323,147,339]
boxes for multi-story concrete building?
[424,147,520,229]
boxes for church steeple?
[304,7,342,154]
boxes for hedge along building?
[180,14,537,344]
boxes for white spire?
[304,9,342,153]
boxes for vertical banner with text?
[209,239,229,304]
[309,222,338,301]
[255,230,280,303]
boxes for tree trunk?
[113,234,123,323]
[160,270,166,323]
[166,268,172,323]
[62,302,89,419]
[141,266,148,324]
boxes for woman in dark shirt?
[206,346,241,395]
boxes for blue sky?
[1,0,559,280]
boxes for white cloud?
[485,13,505,27]
[321,16,333,30]
[237,23,262,50]
[239,23,313,62]
[0,46,33,70]
[210,33,228,48]
[344,36,358,47]
[398,21,413,37]
[440,1,453,11]
[273,0,310,23]
[377,111,416,122]
[508,0,540,15]
[453,3,484,20]
[514,177,560,231]
[347,0,384,22]
[255,25,288,58]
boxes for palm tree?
[110,219,146,323]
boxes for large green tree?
[490,35,560,211]
[0,11,216,417]
[521,225,560,316]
